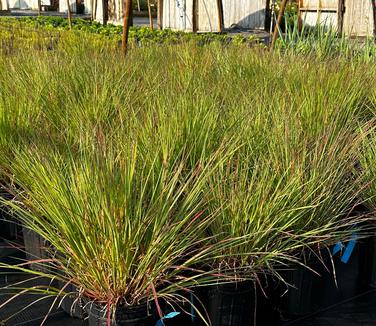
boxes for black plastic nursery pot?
[195,279,279,326]
[85,300,157,326]
[279,239,364,319]
[197,282,255,326]
[0,190,20,240]
[358,235,376,289]
[22,226,50,272]
[0,211,19,240]
[58,281,86,319]
[368,236,376,288]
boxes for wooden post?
[102,0,108,24]
[122,0,133,55]
[192,0,198,32]
[372,0,376,37]
[297,0,303,32]
[337,0,345,35]
[92,0,98,21]
[147,0,153,30]
[270,0,288,49]
[216,0,224,32]
[66,0,73,29]
[90,0,94,20]
[38,0,41,15]
[157,0,163,29]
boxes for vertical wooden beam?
[192,0,198,32]
[216,0,224,32]
[337,0,345,35]
[92,0,98,21]
[122,0,133,55]
[103,0,109,24]
[372,0,376,37]
[90,0,94,20]
[298,0,303,32]
[66,0,72,29]
[317,0,322,24]
[270,0,288,49]
[157,0,163,29]
[148,0,153,30]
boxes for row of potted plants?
[0,37,375,325]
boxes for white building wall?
[299,0,374,37]
[163,0,266,32]
[8,0,39,10]
[223,0,266,29]
[300,11,338,29]
[343,0,374,36]
[1,0,9,10]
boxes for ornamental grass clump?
[0,33,376,324]
[206,121,365,278]
[0,135,238,321]
[201,51,373,278]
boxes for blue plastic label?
[155,311,181,326]
[341,234,357,264]
[332,233,357,264]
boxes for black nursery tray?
[284,289,376,326]
[1,277,376,326]
[0,273,79,326]
[2,289,376,326]
[2,236,376,326]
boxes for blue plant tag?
[341,233,357,264]
[331,233,357,264]
[155,311,181,326]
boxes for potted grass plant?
[0,29,375,326]
[196,87,369,325]
[0,131,238,326]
